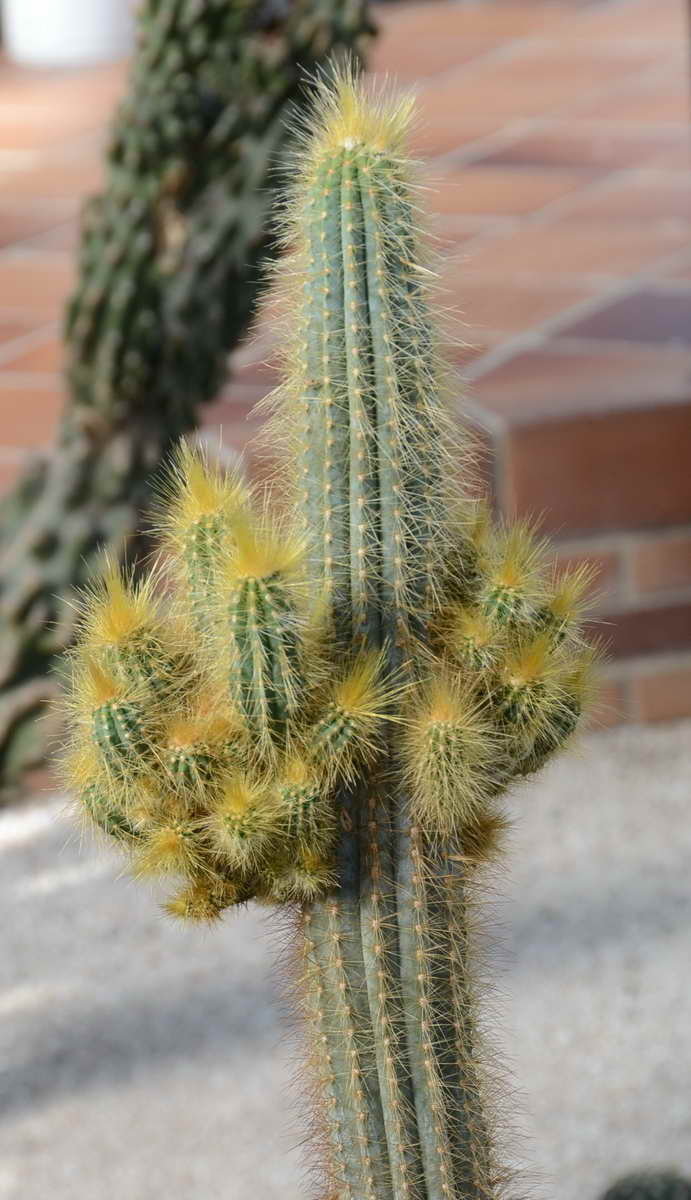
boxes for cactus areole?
[63,75,595,1200]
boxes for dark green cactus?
[62,75,597,1198]
[92,698,149,770]
[0,0,372,788]
[82,782,141,842]
[601,1175,691,1200]
[219,513,306,750]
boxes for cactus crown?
[62,70,597,1197]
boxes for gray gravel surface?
[2,721,690,1200]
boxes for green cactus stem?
[92,698,150,772]
[280,84,493,1200]
[62,74,596,1199]
[225,570,304,750]
[601,1175,691,1200]
[81,782,141,842]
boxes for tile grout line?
[0,321,60,367]
[459,235,691,385]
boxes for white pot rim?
[2,0,136,67]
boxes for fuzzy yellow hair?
[79,561,161,651]
[157,440,247,550]
[75,656,127,710]
[220,502,306,583]
[488,521,547,594]
[548,562,597,623]
[301,65,415,166]
[500,633,555,690]
[402,671,500,837]
[133,817,206,879]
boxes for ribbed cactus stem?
[276,767,333,854]
[227,574,302,747]
[108,635,172,697]
[63,74,596,1200]
[82,783,141,841]
[185,515,225,628]
[92,698,150,774]
[292,93,495,1199]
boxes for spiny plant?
[62,74,597,1199]
[601,1175,691,1200]
[0,0,371,787]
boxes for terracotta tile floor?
[0,0,689,720]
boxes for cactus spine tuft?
[63,72,597,1199]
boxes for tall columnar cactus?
[0,0,371,787]
[63,76,596,1198]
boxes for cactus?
[62,74,596,1198]
[0,0,372,788]
[601,1175,691,1200]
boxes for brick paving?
[0,0,689,721]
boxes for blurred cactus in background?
[0,0,371,787]
[601,1175,691,1200]
[63,75,596,1198]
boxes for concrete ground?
[2,721,690,1200]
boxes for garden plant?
[601,1176,691,1200]
[62,73,596,1199]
